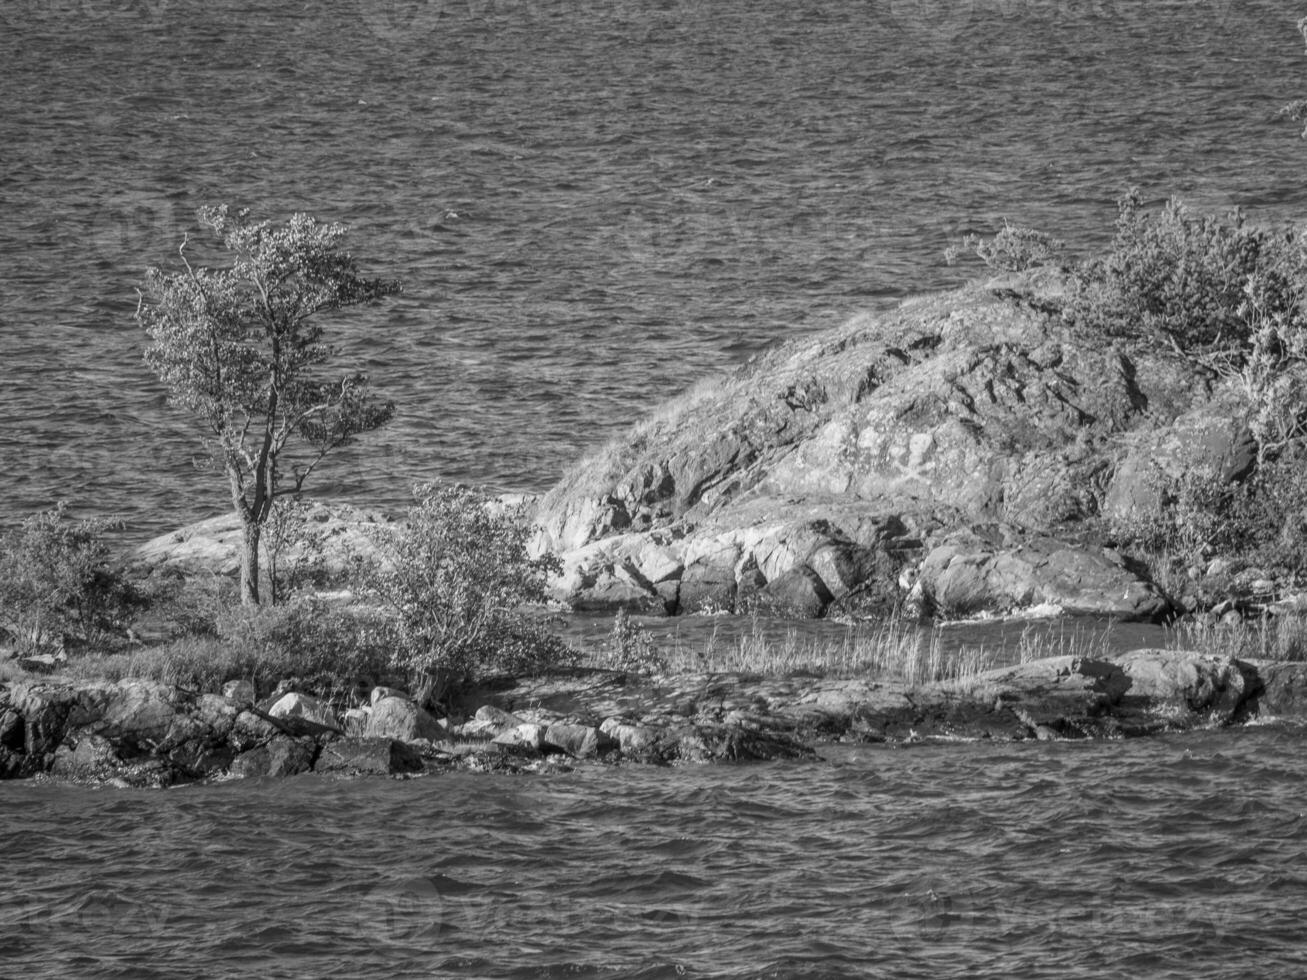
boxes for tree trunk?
[240,518,261,606]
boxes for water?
[3,0,1307,538]
[2,726,1306,978]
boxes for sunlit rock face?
[535,271,1231,620]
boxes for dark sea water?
[3,726,1307,979]
[3,0,1307,537]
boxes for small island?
[6,196,1307,786]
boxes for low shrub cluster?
[1062,191,1305,352]
[356,483,574,708]
[947,221,1065,272]
[1112,452,1307,598]
[4,485,576,711]
[0,505,137,654]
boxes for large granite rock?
[531,273,1241,620]
[365,696,446,742]
[917,531,1168,620]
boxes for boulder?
[223,679,256,704]
[229,737,316,778]
[268,693,341,737]
[746,565,833,618]
[541,723,617,759]
[1103,404,1252,523]
[491,723,547,755]
[365,697,446,742]
[471,705,526,733]
[315,737,424,776]
[10,682,80,766]
[918,533,1168,621]
[599,719,668,763]
[343,706,371,736]
[50,734,121,781]
[1250,661,1307,718]
[924,650,1250,739]
[231,709,279,751]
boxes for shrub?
[0,505,136,653]
[1111,451,1307,594]
[360,484,572,708]
[597,608,666,676]
[215,597,395,702]
[64,597,396,704]
[260,497,336,604]
[1064,191,1305,352]
[946,221,1065,272]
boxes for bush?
[360,484,572,708]
[0,505,136,653]
[1064,191,1305,352]
[597,608,666,676]
[946,221,1065,272]
[215,597,395,701]
[63,596,397,704]
[1111,452,1307,594]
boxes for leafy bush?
[360,484,572,708]
[1111,452,1307,594]
[597,608,666,676]
[1064,191,1305,352]
[0,505,136,653]
[946,221,1065,272]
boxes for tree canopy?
[139,205,400,604]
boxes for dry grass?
[1167,613,1307,662]
[60,636,288,694]
[656,615,1004,685]
[588,613,1123,686]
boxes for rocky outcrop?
[1,649,1304,783]
[128,502,390,580]
[530,271,1250,620]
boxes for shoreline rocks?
[2,649,1301,786]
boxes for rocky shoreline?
[130,271,1305,628]
[4,649,1305,787]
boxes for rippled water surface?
[3,726,1307,978]
[3,0,1307,535]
